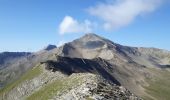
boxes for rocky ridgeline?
[42,56,142,100]
[1,56,142,100]
[55,74,142,100]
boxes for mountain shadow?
[41,56,121,85]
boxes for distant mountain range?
[0,33,170,100]
[0,52,31,67]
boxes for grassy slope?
[144,69,170,100]
[1,63,170,100]
[0,65,42,97]
[26,74,85,100]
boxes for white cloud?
[59,16,93,35]
[87,0,163,30]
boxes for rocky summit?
[0,33,170,100]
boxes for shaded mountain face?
[0,33,170,100]
[42,56,121,85]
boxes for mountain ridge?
[0,33,170,100]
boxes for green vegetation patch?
[144,69,170,100]
[0,65,43,97]
[26,75,83,100]
[86,96,95,100]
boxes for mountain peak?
[44,45,57,51]
[83,33,102,39]
[77,33,105,42]
[84,33,100,37]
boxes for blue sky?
[0,0,170,52]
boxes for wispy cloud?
[87,0,163,30]
[58,16,93,35]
